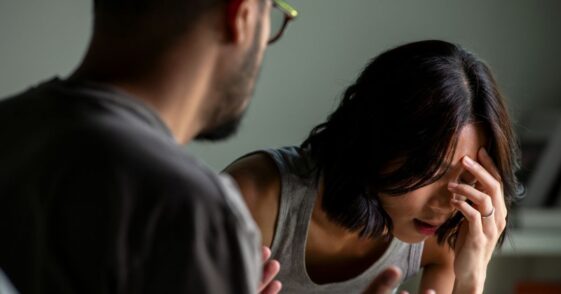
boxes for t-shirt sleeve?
[217,174,262,293]
[134,173,262,294]
[47,153,261,294]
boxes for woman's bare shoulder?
[223,152,281,247]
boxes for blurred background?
[1,0,560,293]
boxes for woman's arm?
[420,236,455,294]
[223,153,282,247]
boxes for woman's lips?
[414,219,439,235]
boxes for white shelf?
[497,208,561,256]
[499,230,561,255]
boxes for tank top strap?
[259,147,317,261]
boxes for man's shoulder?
[68,124,227,205]
[0,79,229,206]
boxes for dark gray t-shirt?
[0,78,260,294]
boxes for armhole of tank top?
[258,149,288,255]
[227,149,289,254]
[222,149,286,252]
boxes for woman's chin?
[392,231,429,244]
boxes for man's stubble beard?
[195,19,264,142]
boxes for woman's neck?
[309,179,390,256]
[304,179,392,284]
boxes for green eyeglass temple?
[273,0,298,18]
[268,0,298,44]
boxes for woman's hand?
[447,148,507,294]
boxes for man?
[0,0,404,293]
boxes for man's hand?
[362,266,436,294]
[258,246,281,294]
[363,266,402,294]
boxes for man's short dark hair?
[93,0,228,38]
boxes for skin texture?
[72,0,271,144]
[225,123,507,293]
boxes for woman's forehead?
[450,124,487,163]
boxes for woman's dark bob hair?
[302,40,522,247]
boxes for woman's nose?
[429,183,456,214]
[430,164,467,213]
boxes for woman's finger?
[451,198,483,236]
[448,182,494,219]
[461,154,506,225]
[477,148,507,219]
[477,148,501,179]
[461,156,499,196]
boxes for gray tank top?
[260,146,424,293]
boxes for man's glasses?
[268,0,298,44]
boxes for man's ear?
[226,0,252,44]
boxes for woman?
[225,40,521,293]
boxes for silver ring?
[481,207,495,219]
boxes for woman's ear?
[226,0,252,44]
